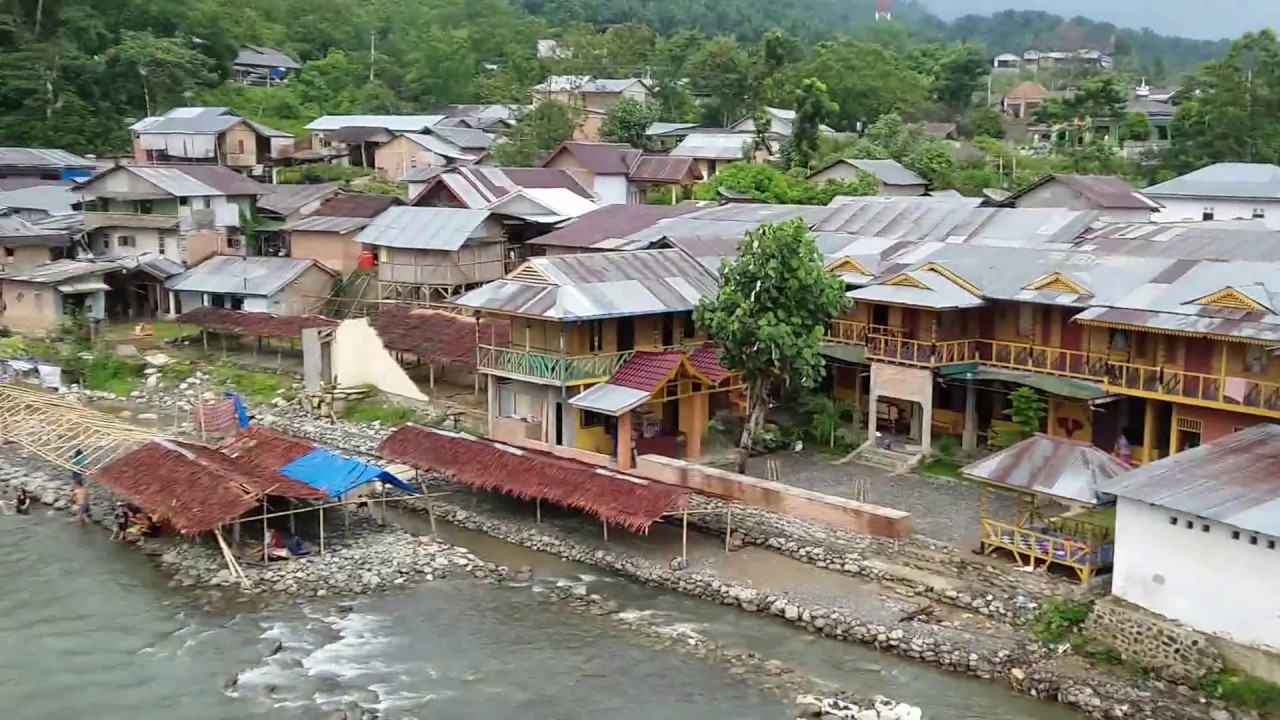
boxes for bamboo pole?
[262,498,269,564]
[535,498,541,524]
[725,508,732,552]
[288,500,297,534]
[603,519,608,542]
[682,507,688,561]
[319,507,325,555]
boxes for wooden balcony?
[83,211,180,231]
[980,340,1109,381]
[866,335,979,367]
[1105,361,1280,417]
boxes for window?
[1201,523,1210,533]
[1254,208,1266,219]
[137,200,153,214]
[1202,208,1215,221]
[236,138,246,155]
[179,197,189,206]
[1233,530,1241,540]
[1184,519,1193,529]
[1245,344,1268,373]
[1109,329,1130,352]
[226,236,242,250]
[2,247,12,260]
[33,292,43,310]
[681,312,696,340]
[158,235,168,256]
[1250,535,1259,545]
[1017,304,1033,338]
[580,409,606,428]
[1169,516,1178,525]
[1269,539,1276,550]
[588,321,604,352]
[116,235,136,248]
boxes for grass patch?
[1066,505,1117,531]
[1201,671,1280,714]
[1030,599,1094,646]
[207,364,287,403]
[80,354,142,396]
[920,456,966,481]
[341,399,419,425]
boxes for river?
[0,507,1082,720]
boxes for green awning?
[820,343,866,365]
[939,365,1108,400]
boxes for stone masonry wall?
[1084,597,1224,684]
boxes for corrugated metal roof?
[7,258,121,284]
[568,383,651,415]
[1144,163,1280,200]
[127,107,280,135]
[533,75,647,93]
[961,433,1126,505]
[413,167,594,208]
[312,193,400,218]
[355,207,491,250]
[165,256,331,296]
[235,45,301,70]
[849,269,986,309]
[450,248,716,321]
[528,204,706,249]
[485,188,599,222]
[543,142,638,175]
[257,182,342,217]
[281,215,371,234]
[0,185,76,215]
[305,115,445,133]
[629,155,695,183]
[0,147,92,168]
[428,125,495,150]
[401,133,475,161]
[108,165,264,198]
[996,174,1161,210]
[1101,424,1280,536]
[669,134,753,160]
[833,159,927,187]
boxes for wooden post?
[426,493,437,535]
[725,508,732,552]
[1142,399,1157,465]
[221,333,227,358]
[603,519,608,542]
[262,498,269,564]
[233,519,241,546]
[429,363,435,391]
[202,328,208,351]
[535,498,541,524]
[319,506,325,555]
[288,500,297,534]
[617,411,634,471]
[682,507,688,561]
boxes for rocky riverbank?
[242,412,1233,720]
[0,448,503,601]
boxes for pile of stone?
[793,694,923,720]
[158,520,506,597]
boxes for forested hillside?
[0,0,1251,156]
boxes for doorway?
[617,318,635,351]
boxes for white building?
[1103,424,1280,652]
[1145,163,1280,227]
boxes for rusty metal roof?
[1101,425,1280,535]
[528,203,705,249]
[629,155,696,183]
[541,142,639,175]
[962,433,1128,505]
[996,175,1161,210]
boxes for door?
[661,315,675,347]
[870,304,890,328]
[617,318,635,351]
[555,402,565,446]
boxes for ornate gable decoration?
[1025,272,1091,296]
[1192,286,1272,313]
[508,261,553,286]
[826,257,869,275]
[882,273,929,290]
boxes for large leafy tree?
[783,78,836,171]
[693,162,876,204]
[687,35,757,127]
[1164,29,1280,172]
[599,97,659,149]
[695,219,849,472]
[783,39,929,131]
[491,100,576,166]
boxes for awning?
[939,365,1109,400]
[279,448,420,498]
[55,280,111,294]
[569,382,652,416]
[820,342,867,364]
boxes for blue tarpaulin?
[279,448,419,498]
[225,391,250,429]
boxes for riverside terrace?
[452,196,1280,472]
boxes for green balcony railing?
[476,345,636,385]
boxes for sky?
[916,0,1280,40]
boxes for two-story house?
[531,75,653,142]
[539,142,698,205]
[355,206,507,302]
[130,107,293,178]
[450,248,737,469]
[77,164,268,265]
[1146,163,1280,227]
[0,147,95,186]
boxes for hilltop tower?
[875,0,891,21]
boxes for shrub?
[82,354,141,396]
[1030,599,1093,646]
[342,400,417,425]
[1201,672,1280,712]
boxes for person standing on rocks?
[71,480,91,525]
[70,448,87,484]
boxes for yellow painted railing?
[979,340,1110,381]
[1105,361,1280,415]
[979,518,1105,583]
[826,319,867,345]
[865,335,979,367]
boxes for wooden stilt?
[725,508,732,552]
[319,506,325,555]
[288,500,297,534]
[261,498,269,564]
[682,508,689,561]
[536,498,541,524]
[202,329,208,351]
[603,519,608,542]
[233,519,241,546]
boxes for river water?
[0,508,1081,720]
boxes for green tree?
[1119,111,1152,143]
[992,386,1048,447]
[956,107,1006,139]
[1165,30,1280,172]
[694,219,849,471]
[599,97,660,149]
[491,100,577,166]
[687,35,757,126]
[910,43,988,111]
[692,162,876,204]
[786,40,929,131]
[783,78,837,171]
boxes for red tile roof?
[687,345,731,384]
[609,350,687,391]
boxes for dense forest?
[0,0,1260,166]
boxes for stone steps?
[850,447,921,474]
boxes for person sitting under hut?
[126,511,162,540]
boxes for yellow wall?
[576,410,611,454]
[1047,398,1092,441]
